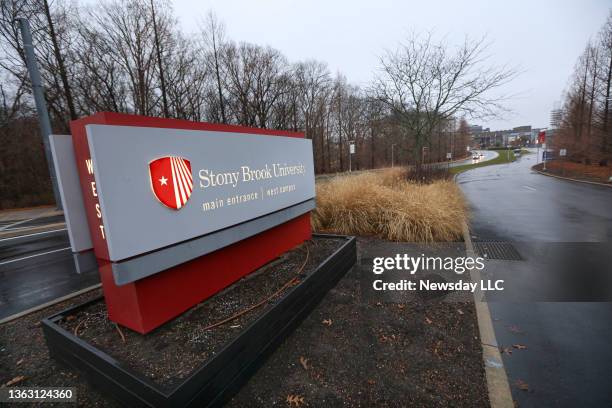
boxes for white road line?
[0,218,34,232]
[0,228,67,242]
[0,247,71,266]
[522,185,537,191]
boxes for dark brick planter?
[42,234,356,407]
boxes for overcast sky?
[170,0,609,130]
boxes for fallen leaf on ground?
[5,376,26,386]
[16,359,23,366]
[515,379,529,391]
[513,344,527,350]
[286,394,304,406]
[367,379,376,385]
[322,319,332,326]
[299,356,309,370]
[456,309,464,315]
[425,317,432,325]
[397,304,405,310]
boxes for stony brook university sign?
[55,112,315,333]
[149,156,194,210]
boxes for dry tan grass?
[312,168,467,242]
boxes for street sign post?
[559,148,567,175]
[349,142,355,172]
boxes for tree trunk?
[603,51,612,153]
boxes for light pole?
[16,17,62,210]
[391,144,396,168]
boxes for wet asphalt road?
[0,223,99,320]
[449,149,498,168]
[458,151,612,407]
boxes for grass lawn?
[450,150,516,174]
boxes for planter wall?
[42,234,356,407]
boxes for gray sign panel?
[49,134,93,253]
[86,125,315,262]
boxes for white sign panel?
[86,125,315,262]
[560,148,567,157]
[349,143,355,154]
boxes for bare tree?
[372,33,517,166]
[556,13,612,163]
[150,0,168,117]
[200,10,227,124]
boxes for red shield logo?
[149,156,193,210]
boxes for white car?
[479,152,484,158]
[472,154,480,160]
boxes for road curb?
[531,166,612,188]
[462,221,514,408]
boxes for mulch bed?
[228,237,489,407]
[0,236,489,407]
[534,161,612,184]
[58,237,341,391]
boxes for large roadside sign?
[53,112,316,333]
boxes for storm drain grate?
[473,241,522,261]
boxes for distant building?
[550,109,562,129]
[513,125,531,133]
[472,124,536,147]
[469,125,483,135]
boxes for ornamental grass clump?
[312,168,467,242]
